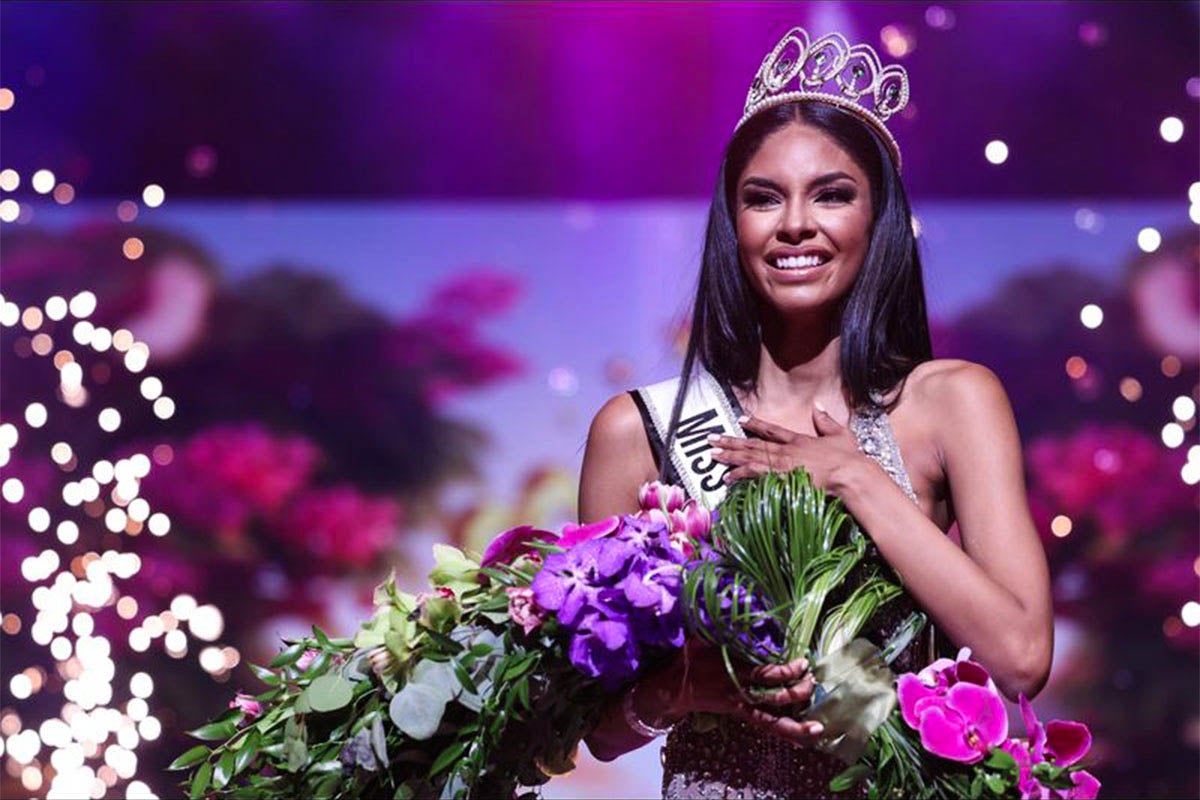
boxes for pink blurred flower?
[274,485,401,569]
[229,692,263,720]
[1020,694,1093,768]
[1026,424,1191,543]
[143,423,319,534]
[506,586,547,635]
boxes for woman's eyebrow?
[741,172,857,192]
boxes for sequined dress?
[627,383,935,800]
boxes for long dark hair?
[658,100,932,481]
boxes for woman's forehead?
[742,124,864,183]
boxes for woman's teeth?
[772,255,830,270]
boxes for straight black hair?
[658,100,933,481]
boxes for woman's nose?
[777,200,815,241]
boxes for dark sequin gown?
[628,385,936,799]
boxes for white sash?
[635,368,746,509]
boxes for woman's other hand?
[637,639,825,747]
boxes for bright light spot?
[62,482,83,506]
[1183,461,1200,485]
[127,498,150,522]
[153,396,175,419]
[122,237,144,260]
[104,508,127,533]
[199,646,225,673]
[0,199,19,223]
[72,320,95,346]
[1137,227,1162,253]
[91,326,113,352]
[1182,601,1200,627]
[28,507,50,532]
[1173,395,1196,421]
[72,612,94,636]
[69,291,97,319]
[924,5,955,30]
[126,698,149,721]
[1162,422,1185,448]
[139,377,163,400]
[0,300,19,324]
[10,673,32,699]
[148,512,170,536]
[25,402,48,427]
[984,140,1009,164]
[1079,304,1103,329]
[51,441,73,464]
[165,628,188,656]
[170,594,197,619]
[128,628,150,652]
[50,636,72,660]
[0,88,13,111]
[188,605,223,641]
[53,182,76,204]
[0,168,19,191]
[57,520,79,544]
[45,295,68,320]
[3,477,25,503]
[125,342,150,373]
[879,24,915,58]
[130,453,151,477]
[135,718,161,744]
[1160,116,1184,143]
[0,423,16,448]
[31,169,56,194]
[98,408,121,433]
[112,328,134,352]
[142,184,165,208]
[1190,182,1200,205]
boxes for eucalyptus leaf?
[389,683,448,740]
[189,761,212,799]
[410,658,461,703]
[285,737,309,772]
[305,674,354,712]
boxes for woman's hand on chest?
[707,403,873,497]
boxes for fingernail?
[814,401,827,414]
[706,433,720,442]
[711,447,723,454]
[737,414,749,424]
[810,722,824,734]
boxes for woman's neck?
[738,312,849,423]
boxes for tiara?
[736,27,911,171]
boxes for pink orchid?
[897,647,996,728]
[909,681,1009,763]
[668,502,714,542]
[1001,734,1100,800]
[557,515,620,549]
[481,524,558,568]
[637,481,687,514]
[229,692,263,721]
[1020,694,1094,768]
[506,586,547,634]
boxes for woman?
[576,28,1054,799]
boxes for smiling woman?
[577,25,1053,800]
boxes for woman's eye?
[818,189,854,203]
[744,192,777,206]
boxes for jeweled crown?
[736,27,911,171]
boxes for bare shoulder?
[906,358,1007,410]
[579,392,658,522]
[905,359,1017,466]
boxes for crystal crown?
[736,27,911,171]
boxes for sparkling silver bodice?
[658,395,927,800]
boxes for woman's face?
[734,122,874,319]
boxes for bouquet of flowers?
[175,470,1099,799]
[171,482,714,798]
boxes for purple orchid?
[993,695,1100,799]
[530,537,635,627]
[480,524,558,568]
[568,614,641,689]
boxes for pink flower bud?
[637,481,687,513]
[506,586,547,635]
[229,692,263,721]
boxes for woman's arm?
[836,361,1054,700]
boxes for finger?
[735,705,825,744]
[709,448,756,465]
[750,657,809,685]
[737,415,797,444]
[722,465,769,483]
[756,674,816,706]
[706,434,757,450]
[811,402,847,436]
